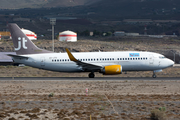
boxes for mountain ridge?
[0,0,102,9]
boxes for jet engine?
[100,65,122,75]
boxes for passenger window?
[107,58,109,60]
[91,59,93,61]
[130,58,132,60]
[57,59,59,62]
[94,59,95,61]
[112,58,114,60]
[125,58,127,60]
[128,58,129,60]
[117,58,119,60]
[138,58,140,60]
[97,59,99,61]
[120,58,122,60]
[52,60,54,62]
[102,59,104,61]
[123,58,124,60]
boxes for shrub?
[150,109,167,120]
[159,107,166,112]
[48,93,54,97]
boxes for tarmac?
[0,77,179,80]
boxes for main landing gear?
[152,71,157,78]
[89,72,95,78]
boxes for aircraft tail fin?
[8,23,52,55]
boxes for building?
[154,20,180,24]
[114,31,125,36]
[125,33,140,36]
[59,31,77,42]
[21,28,37,40]
[123,19,153,24]
[13,18,30,22]
[0,31,10,36]
[9,29,37,40]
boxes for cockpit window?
[159,56,166,59]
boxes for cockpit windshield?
[159,56,166,59]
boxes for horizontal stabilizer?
[7,54,29,59]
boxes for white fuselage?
[12,51,174,73]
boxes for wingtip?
[65,48,70,54]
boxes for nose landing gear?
[152,74,156,78]
[152,71,157,78]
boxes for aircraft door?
[149,54,154,65]
[41,57,45,66]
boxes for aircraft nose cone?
[169,59,174,67]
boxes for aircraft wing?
[7,54,29,59]
[66,48,102,71]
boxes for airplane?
[7,23,174,78]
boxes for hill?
[43,0,102,7]
[0,0,180,20]
[0,0,102,9]
[84,0,180,19]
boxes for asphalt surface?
[0,77,179,80]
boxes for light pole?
[50,18,56,52]
[170,50,176,63]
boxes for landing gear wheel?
[152,74,156,78]
[89,73,95,78]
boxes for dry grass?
[1,37,180,54]
[0,80,180,119]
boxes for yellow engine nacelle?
[100,65,122,75]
